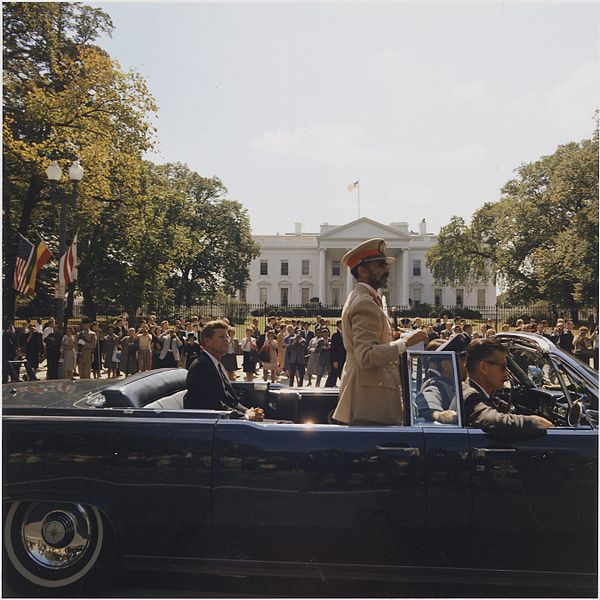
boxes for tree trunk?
[81,288,97,320]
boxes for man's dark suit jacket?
[330,330,347,369]
[184,350,241,412]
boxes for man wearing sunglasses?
[463,337,553,433]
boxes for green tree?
[3,2,156,318]
[427,125,599,309]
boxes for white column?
[319,248,327,304]
[346,258,354,299]
[401,249,410,307]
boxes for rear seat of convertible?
[101,368,188,408]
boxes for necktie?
[369,290,383,308]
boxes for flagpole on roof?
[357,178,360,219]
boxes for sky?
[93,1,599,236]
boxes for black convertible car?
[3,333,598,593]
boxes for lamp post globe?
[45,161,62,182]
[68,160,84,182]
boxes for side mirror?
[567,400,583,427]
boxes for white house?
[242,218,495,308]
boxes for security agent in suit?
[184,320,263,421]
[415,334,470,424]
[325,320,347,387]
[332,238,428,426]
[462,336,553,434]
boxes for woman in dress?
[221,326,239,381]
[261,331,279,383]
[60,327,76,380]
[305,329,322,386]
[240,328,257,382]
[103,325,119,378]
[136,324,153,372]
[119,328,139,377]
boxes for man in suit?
[325,320,346,387]
[184,320,263,420]
[332,238,428,426]
[462,337,552,434]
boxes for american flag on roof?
[346,180,359,192]
[13,234,35,295]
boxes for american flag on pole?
[13,234,35,295]
[59,232,78,288]
[347,179,359,192]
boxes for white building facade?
[243,218,495,308]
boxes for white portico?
[244,218,495,308]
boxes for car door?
[211,418,427,568]
[407,351,473,569]
[468,427,597,577]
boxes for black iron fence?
[13,301,598,340]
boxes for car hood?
[2,378,115,409]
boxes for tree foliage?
[3,2,156,316]
[427,125,599,307]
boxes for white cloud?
[512,63,599,135]
[436,144,489,167]
[249,122,401,168]
[450,81,484,103]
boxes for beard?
[367,269,389,290]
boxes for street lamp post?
[45,159,83,330]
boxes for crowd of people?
[2,307,598,385]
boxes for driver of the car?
[463,337,553,434]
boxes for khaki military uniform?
[332,283,405,426]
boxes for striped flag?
[346,179,359,192]
[13,234,35,295]
[23,237,53,295]
[59,232,78,288]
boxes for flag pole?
[357,180,360,219]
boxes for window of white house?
[301,287,310,304]
[332,260,341,277]
[434,288,442,305]
[301,260,310,276]
[281,261,289,276]
[332,288,340,307]
[456,288,464,307]
[413,260,421,276]
[281,288,289,306]
[412,287,422,305]
[260,260,268,276]
[259,288,268,304]
[477,288,486,307]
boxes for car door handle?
[376,445,421,456]
[473,448,516,458]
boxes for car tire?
[4,501,104,590]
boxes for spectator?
[515,319,525,331]
[463,322,473,339]
[44,325,62,380]
[77,318,97,379]
[24,323,43,373]
[103,325,120,378]
[2,320,19,383]
[287,330,307,387]
[314,328,331,387]
[182,333,202,370]
[60,327,76,380]
[501,323,511,332]
[90,322,103,379]
[305,329,321,386]
[120,328,139,376]
[551,321,574,354]
[159,329,182,368]
[440,322,454,339]
[485,328,496,337]
[221,326,239,381]
[240,328,258,381]
[573,327,594,365]
[260,331,278,383]
[325,320,346,387]
[137,324,153,372]
[151,325,163,369]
